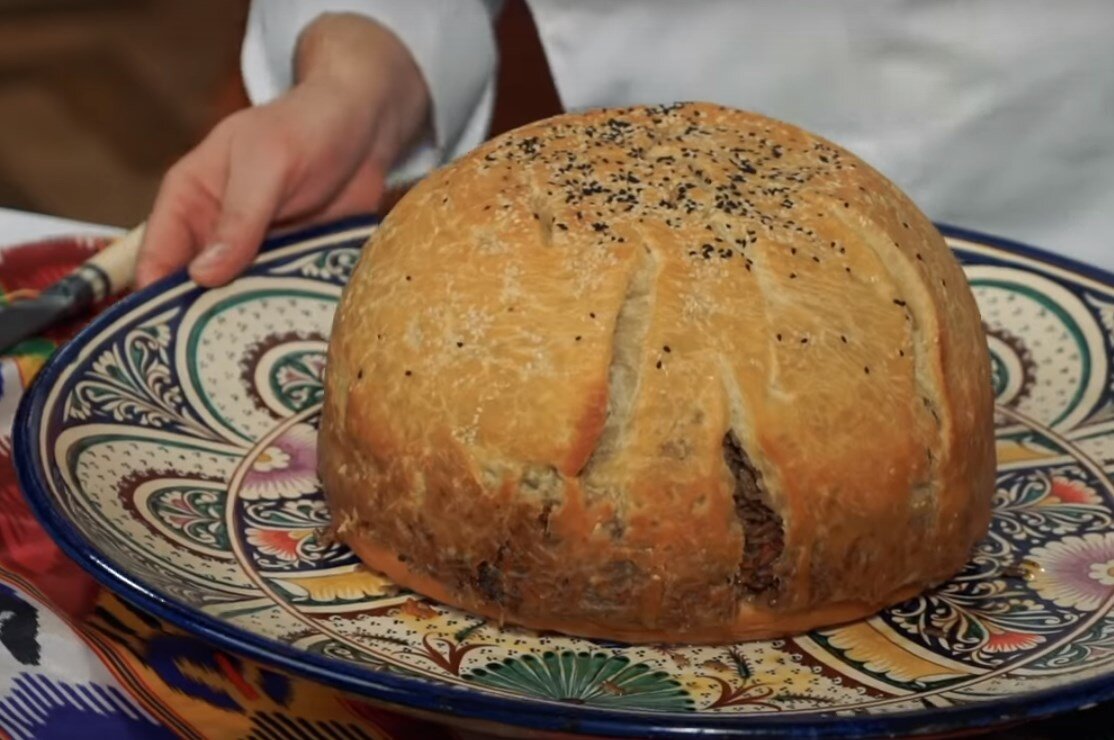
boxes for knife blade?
[0,223,145,355]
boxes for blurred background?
[0,0,248,226]
[0,0,560,228]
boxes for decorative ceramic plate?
[16,217,1114,737]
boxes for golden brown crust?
[319,102,996,643]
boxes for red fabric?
[0,236,109,618]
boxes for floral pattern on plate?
[17,221,1114,734]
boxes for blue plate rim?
[13,216,1114,738]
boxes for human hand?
[136,13,430,289]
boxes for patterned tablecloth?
[0,232,1108,739]
[0,234,462,739]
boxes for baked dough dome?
[320,102,996,643]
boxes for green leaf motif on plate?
[993,467,1113,544]
[1029,615,1114,671]
[990,351,1007,397]
[466,651,693,711]
[63,312,216,440]
[269,350,327,413]
[147,486,228,550]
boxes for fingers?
[187,130,288,288]
[135,159,218,289]
[135,115,235,289]
[136,109,283,291]
[137,86,393,291]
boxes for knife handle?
[73,223,145,301]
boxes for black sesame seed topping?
[469,104,907,310]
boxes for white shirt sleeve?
[240,0,501,185]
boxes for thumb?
[188,142,286,288]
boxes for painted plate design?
[16,217,1114,737]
